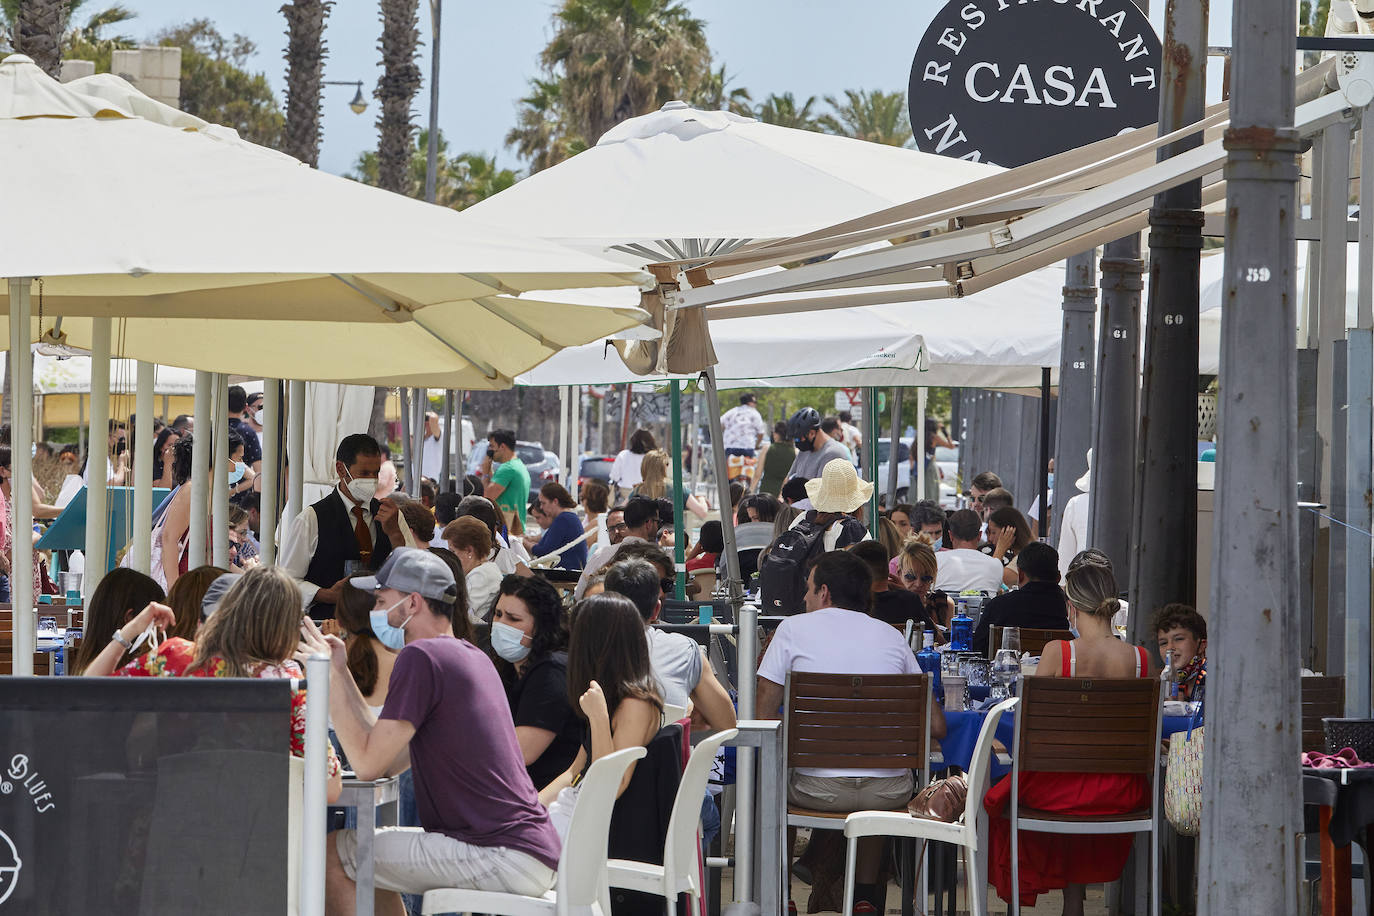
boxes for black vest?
[305,489,393,620]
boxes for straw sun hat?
[804,458,875,513]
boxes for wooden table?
[338,775,402,916]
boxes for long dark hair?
[336,582,383,696]
[72,568,166,674]
[566,593,662,720]
[152,427,179,481]
[163,564,229,643]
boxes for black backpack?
[758,514,868,615]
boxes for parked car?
[577,455,615,491]
[874,437,911,504]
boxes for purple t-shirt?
[381,636,561,870]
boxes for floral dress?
[115,636,340,776]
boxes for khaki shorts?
[335,827,555,897]
[788,772,915,812]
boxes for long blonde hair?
[636,449,670,499]
[191,566,302,676]
[1063,562,1121,620]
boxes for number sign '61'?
[908,0,1162,168]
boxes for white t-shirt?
[646,626,702,710]
[465,560,503,624]
[758,607,918,778]
[1056,492,1091,577]
[935,548,1005,594]
[609,450,644,489]
[421,434,443,482]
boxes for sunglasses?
[903,572,935,583]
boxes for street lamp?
[323,79,367,115]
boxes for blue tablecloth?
[938,709,1198,781]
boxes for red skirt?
[983,771,1150,906]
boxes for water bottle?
[1161,653,1177,700]
[916,630,940,677]
[950,599,973,651]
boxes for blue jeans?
[700,792,721,849]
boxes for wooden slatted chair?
[988,626,1074,661]
[1301,676,1345,752]
[1009,676,1163,916]
[784,672,932,899]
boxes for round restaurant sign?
[908,0,1162,168]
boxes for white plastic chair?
[421,745,647,916]
[841,698,1019,916]
[606,728,739,916]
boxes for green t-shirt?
[492,457,531,528]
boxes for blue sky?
[117,0,1235,177]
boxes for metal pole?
[399,388,412,493]
[301,653,331,916]
[1198,0,1303,905]
[413,388,426,490]
[1039,368,1051,541]
[559,386,571,487]
[916,387,929,500]
[441,390,454,491]
[1316,121,1354,675]
[886,387,903,507]
[189,370,211,569]
[130,361,154,574]
[570,385,581,492]
[261,380,282,565]
[1053,252,1097,541]
[1130,0,1208,646]
[212,373,230,569]
[670,380,686,599]
[700,367,754,904]
[688,389,701,497]
[84,318,112,595]
[864,388,879,534]
[1346,112,1374,716]
[8,279,34,674]
[423,0,442,205]
[288,380,306,524]
[454,390,465,488]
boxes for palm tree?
[753,92,821,131]
[350,129,517,211]
[4,0,70,76]
[690,63,751,116]
[819,89,913,147]
[375,0,421,194]
[280,0,334,167]
[541,0,712,147]
[506,77,585,172]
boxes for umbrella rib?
[472,296,551,346]
[409,312,499,379]
[329,273,402,313]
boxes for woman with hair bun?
[982,559,1151,913]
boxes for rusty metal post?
[1197,0,1304,908]
[1129,0,1209,647]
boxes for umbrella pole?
[570,386,581,493]
[670,380,686,599]
[700,366,756,902]
[864,387,879,535]
[130,361,154,573]
[413,388,426,491]
[886,387,903,508]
[85,319,112,595]
[399,388,412,492]
[287,381,306,526]
[1039,368,1052,542]
[9,279,34,674]
[212,373,230,569]
[189,370,211,568]
[261,381,282,565]
[454,390,465,490]
[441,390,453,491]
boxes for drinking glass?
[1002,626,1021,655]
[992,648,1020,700]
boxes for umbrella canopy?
[464,100,1000,264]
[0,55,651,388]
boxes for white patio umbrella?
[0,56,653,387]
[464,100,999,264]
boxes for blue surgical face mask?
[1068,612,1080,639]
[370,595,415,650]
[1047,472,1055,490]
[490,620,532,663]
[228,461,246,485]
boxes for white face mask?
[341,467,377,504]
[254,409,264,425]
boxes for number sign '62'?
[909,0,1162,168]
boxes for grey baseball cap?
[201,572,241,619]
[351,547,458,603]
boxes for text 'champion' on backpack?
[758,515,866,615]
